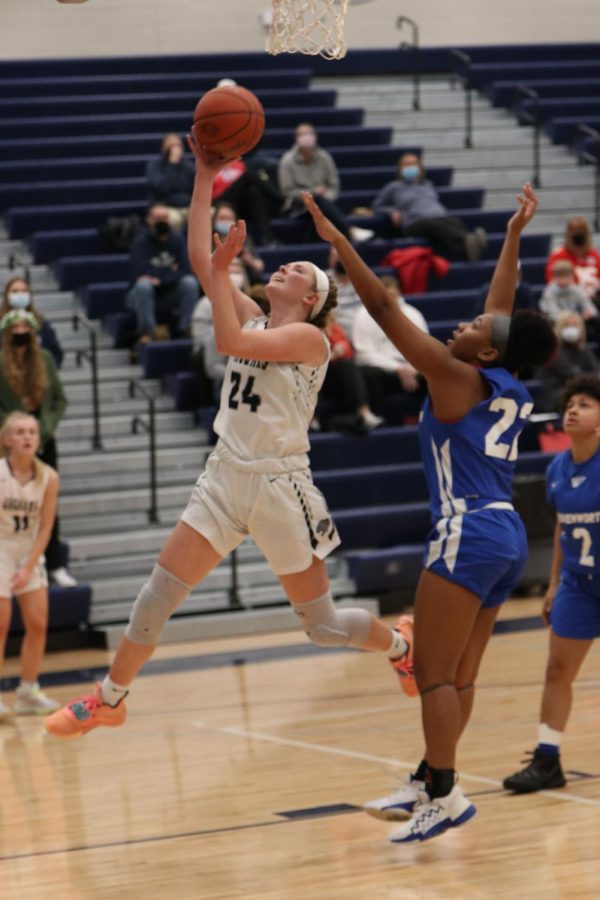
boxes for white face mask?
[8,292,31,310]
[561,326,582,344]
[229,272,245,290]
[297,132,316,149]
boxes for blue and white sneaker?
[363,776,426,821]
[389,785,477,842]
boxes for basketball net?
[266,0,349,60]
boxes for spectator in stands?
[126,204,200,345]
[539,259,599,324]
[319,316,383,432]
[371,152,487,262]
[535,311,598,413]
[211,157,280,247]
[352,275,428,414]
[326,246,362,339]
[278,123,373,244]
[1,277,63,368]
[546,216,600,302]
[213,203,266,285]
[0,310,75,588]
[146,134,196,231]
[0,412,61,719]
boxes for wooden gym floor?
[0,598,599,900]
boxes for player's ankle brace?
[292,590,372,649]
[125,564,192,645]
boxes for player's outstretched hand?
[186,132,240,172]
[301,191,343,244]
[212,219,247,269]
[508,182,538,233]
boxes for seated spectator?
[211,158,279,247]
[146,134,195,230]
[545,216,600,301]
[352,275,428,413]
[539,259,599,324]
[278,122,373,244]
[326,246,362,339]
[212,203,266,285]
[371,152,486,262]
[1,277,63,368]
[125,204,200,346]
[318,318,383,433]
[0,310,75,587]
[535,311,599,412]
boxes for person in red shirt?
[545,216,600,302]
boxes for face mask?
[401,165,420,182]
[153,221,171,238]
[215,221,233,236]
[11,332,31,348]
[334,261,346,276]
[297,132,316,149]
[570,232,587,247]
[561,326,581,344]
[229,272,245,289]
[8,292,31,310]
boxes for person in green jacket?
[0,310,76,587]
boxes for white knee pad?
[125,564,192,645]
[292,590,372,649]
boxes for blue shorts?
[423,509,528,609]
[551,569,600,640]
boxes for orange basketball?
[192,85,265,159]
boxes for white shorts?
[180,452,340,576]
[0,541,48,597]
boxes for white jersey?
[0,457,50,545]
[212,317,330,473]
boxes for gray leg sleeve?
[125,564,193,645]
[292,590,373,649]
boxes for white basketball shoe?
[389,784,477,842]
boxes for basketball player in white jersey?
[45,144,414,738]
[0,412,60,718]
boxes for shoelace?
[69,692,101,713]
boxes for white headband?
[309,264,330,321]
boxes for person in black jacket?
[536,311,599,412]
[1,277,63,369]
[125,205,200,344]
[146,134,195,230]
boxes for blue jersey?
[546,447,600,576]
[419,368,534,522]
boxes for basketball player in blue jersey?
[44,145,415,739]
[504,374,600,793]
[303,184,558,842]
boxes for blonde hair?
[0,412,44,483]
[554,310,586,350]
[0,323,47,410]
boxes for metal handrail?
[515,86,542,188]
[449,49,473,148]
[72,311,103,450]
[577,123,600,230]
[129,379,158,523]
[397,16,421,111]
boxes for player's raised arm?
[187,136,262,324]
[483,183,538,317]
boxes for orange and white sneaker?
[44,683,127,738]
[389,615,417,697]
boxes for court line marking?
[205,724,600,809]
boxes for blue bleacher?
[488,78,600,109]
[9,586,92,636]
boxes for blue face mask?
[8,292,31,310]
[214,221,233,236]
[401,165,420,182]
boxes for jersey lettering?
[573,527,595,567]
[12,514,29,534]
[484,398,533,461]
[228,372,262,413]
